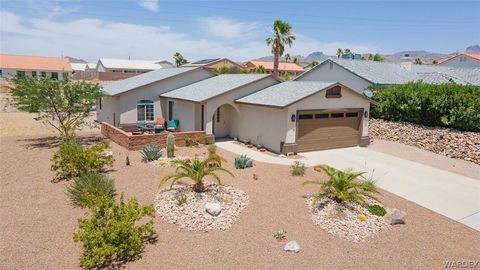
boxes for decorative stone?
[205,202,222,216]
[390,208,406,225]
[284,240,300,253]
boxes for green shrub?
[141,144,162,162]
[370,82,480,132]
[51,141,114,182]
[234,155,253,169]
[175,193,188,206]
[290,161,306,176]
[185,136,198,147]
[368,204,387,216]
[273,229,287,240]
[73,195,156,269]
[207,144,217,154]
[67,173,116,208]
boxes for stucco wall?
[438,56,480,68]
[0,69,70,79]
[297,61,372,93]
[285,85,371,143]
[97,95,120,125]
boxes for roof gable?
[98,58,165,70]
[246,60,305,72]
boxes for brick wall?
[101,122,206,150]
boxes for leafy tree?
[160,155,234,192]
[361,56,366,60]
[282,72,292,81]
[344,48,351,55]
[285,53,291,63]
[373,53,384,62]
[214,66,231,74]
[9,76,102,140]
[240,67,251,74]
[308,60,319,68]
[266,20,296,79]
[173,52,188,67]
[336,48,343,58]
[432,60,438,64]
[414,58,423,65]
[303,165,379,207]
[255,65,266,74]
[368,54,374,61]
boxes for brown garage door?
[296,110,362,152]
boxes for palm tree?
[160,155,233,192]
[173,52,188,67]
[255,65,266,74]
[285,53,291,63]
[266,20,296,79]
[344,48,351,55]
[303,165,379,207]
[414,58,423,65]
[293,57,299,65]
[336,48,343,58]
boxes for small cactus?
[167,133,175,158]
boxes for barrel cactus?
[167,133,175,158]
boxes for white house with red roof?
[0,54,72,79]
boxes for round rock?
[284,240,300,253]
[205,202,222,216]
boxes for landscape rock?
[284,240,300,253]
[390,208,406,225]
[205,202,222,216]
[369,118,480,165]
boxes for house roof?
[181,58,243,69]
[160,74,272,102]
[71,63,88,71]
[236,81,349,107]
[102,67,199,96]
[0,54,72,72]
[97,58,165,71]
[438,52,480,65]
[246,60,305,73]
[410,65,480,86]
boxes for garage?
[296,109,362,152]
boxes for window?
[0,70,2,76]
[41,72,47,77]
[298,114,313,120]
[17,71,26,77]
[216,107,220,123]
[98,98,102,110]
[32,71,37,78]
[346,112,359,117]
[168,101,175,121]
[315,113,329,119]
[330,113,344,118]
[137,100,154,122]
[51,72,59,80]
[201,105,204,131]
[326,86,342,98]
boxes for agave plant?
[141,144,162,162]
[234,155,253,169]
[160,155,233,192]
[303,165,379,207]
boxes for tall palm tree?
[285,53,291,63]
[266,20,296,79]
[173,52,187,67]
[160,155,233,192]
[336,48,343,58]
[293,57,299,65]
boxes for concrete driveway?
[216,141,480,231]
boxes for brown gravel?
[1,134,479,270]
[369,118,480,165]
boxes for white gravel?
[155,184,249,231]
[306,196,390,243]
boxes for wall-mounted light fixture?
[364,111,369,118]
[291,114,296,122]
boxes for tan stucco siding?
[96,95,120,125]
[171,99,196,131]
[285,86,371,143]
[297,62,372,93]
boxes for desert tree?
[336,48,343,58]
[173,52,188,67]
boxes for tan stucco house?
[98,66,374,153]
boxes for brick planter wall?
[101,122,206,150]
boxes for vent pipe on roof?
[400,54,413,71]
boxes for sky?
[0,0,479,63]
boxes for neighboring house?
[244,60,305,76]
[437,52,480,68]
[182,58,244,73]
[71,62,89,72]
[0,54,72,79]
[99,67,374,153]
[95,58,169,73]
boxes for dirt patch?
[0,134,479,269]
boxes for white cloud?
[197,16,265,40]
[0,10,376,63]
[137,0,158,12]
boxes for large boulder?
[284,240,300,253]
[390,208,406,225]
[205,202,222,216]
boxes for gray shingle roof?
[410,65,480,86]
[102,67,198,96]
[160,74,271,102]
[235,81,338,107]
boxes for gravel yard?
[0,134,479,269]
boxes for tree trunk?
[273,52,280,79]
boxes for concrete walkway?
[216,141,480,231]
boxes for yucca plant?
[234,155,253,169]
[303,165,379,207]
[67,172,116,208]
[160,155,234,192]
[141,144,162,162]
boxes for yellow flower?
[358,213,368,222]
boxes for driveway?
[216,141,480,231]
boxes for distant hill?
[66,56,87,63]
[466,45,480,53]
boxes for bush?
[234,155,253,169]
[273,229,287,240]
[290,161,306,176]
[141,144,162,162]
[185,136,198,147]
[370,82,480,132]
[51,141,114,182]
[67,173,116,208]
[207,144,217,154]
[368,204,387,216]
[73,195,156,269]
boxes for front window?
[51,72,59,80]
[17,71,26,77]
[32,71,37,78]
[137,100,154,122]
[168,101,175,121]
